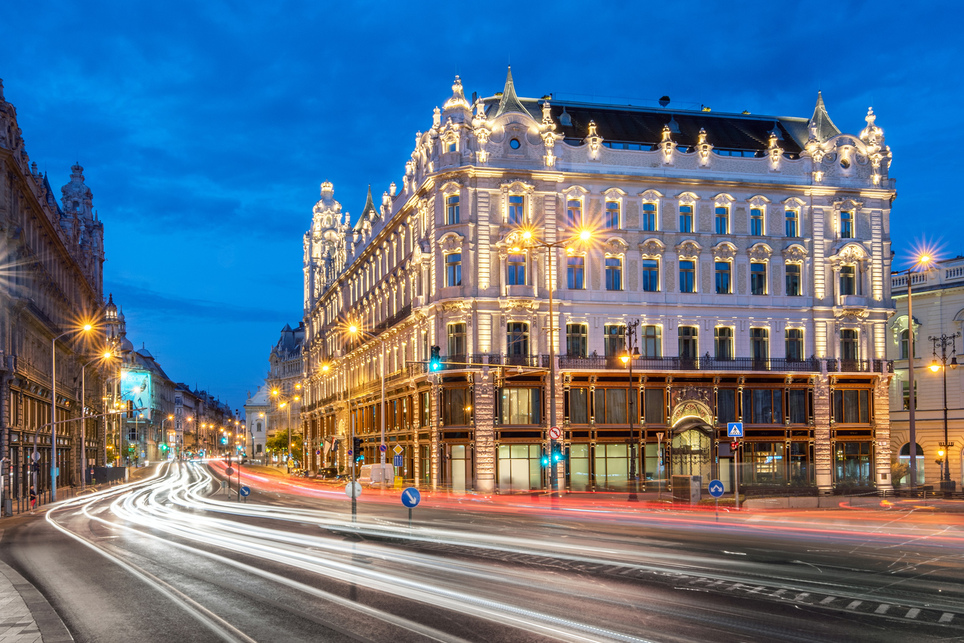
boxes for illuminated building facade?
[302,70,897,495]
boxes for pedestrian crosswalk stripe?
[939,613,954,623]
[906,608,921,619]
[846,601,862,610]
[875,604,890,614]
[820,596,836,605]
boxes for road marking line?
[846,601,862,610]
[793,592,810,601]
[875,604,891,614]
[939,613,954,623]
[820,596,837,605]
[906,608,921,619]
[771,589,786,598]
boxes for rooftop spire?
[808,91,840,142]
[362,184,377,218]
[495,66,528,117]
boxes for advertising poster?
[121,369,153,421]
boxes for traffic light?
[540,449,550,467]
[430,345,442,371]
[126,400,134,418]
[221,435,228,445]
[353,437,363,462]
[160,443,168,452]
[731,441,740,450]
[552,444,565,463]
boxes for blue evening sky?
[2,1,961,411]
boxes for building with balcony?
[265,323,304,464]
[302,69,896,495]
[889,258,964,490]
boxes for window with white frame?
[785,263,801,296]
[715,206,728,235]
[642,202,657,231]
[679,260,696,293]
[605,257,623,291]
[750,262,767,295]
[448,323,466,358]
[605,201,620,229]
[750,208,765,236]
[566,199,582,228]
[508,195,525,225]
[679,204,693,233]
[840,329,859,361]
[567,255,585,290]
[446,194,460,225]
[785,328,804,361]
[715,261,731,294]
[715,327,733,360]
[839,265,856,296]
[750,328,769,361]
[642,259,659,292]
[507,253,526,286]
[445,252,462,287]
[603,324,625,358]
[785,210,799,237]
[840,211,854,238]
[642,325,662,357]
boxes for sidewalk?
[0,532,73,642]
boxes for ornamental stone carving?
[602,237,629,255]
[638,238,665,259]
[499,299,539,312]
[712,242,737,262]
[675,239,702,260]
[747,242,773,261]
[437,232,464,253]
[782,243,809,262]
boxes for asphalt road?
[2,461,963,642]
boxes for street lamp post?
[620,320,641,502]
[929,332,959,493]
[51,324,92,502]
[904,255,932,493]
[80,351,113,489]
[515,227,592,497]
[346,324,359,521]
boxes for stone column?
[474,369,496,494]
[813,373,833,494]
[873,375,894,495]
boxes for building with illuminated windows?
[302,69,897,495]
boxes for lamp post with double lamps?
[902,253,933,493]
[929,332,959,493]
[512,227,592,497]
[620,320,641,501]
[50,323,93,501]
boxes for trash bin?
[672,475,702,505]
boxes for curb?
[0,556,74,642]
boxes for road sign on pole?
[393,454,403,467]
[726,422,744,438]
[345,481,362,499]
[547,426,562,440]
[393,445,403,455]
[379,444,387,453]
[708,479,725,498]
[239,486,250,497]
[401,487,421,508]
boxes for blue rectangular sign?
[393,454,403,467]
[726,422,744,437]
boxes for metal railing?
[558,355,823,373]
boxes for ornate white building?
[302,69,896,495]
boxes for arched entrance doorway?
[668,400,714,483]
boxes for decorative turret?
[442,75,472,122]
[304,181,350,311]
[494,66,529,118]
[807,91,841,143]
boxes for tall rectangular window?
[566,323,588,357]
[642,259,659,292]
[786,263,801,296]
[448,323,466,358]
[446,195,460,225]
[605,201,620,229]
[508,195,525,225]
[567,256,585,290]
[785,210,799,237]
[714,327,733,360]
[500,388,541,425]
[840,329,859,361]
[679,204,693,233]
[604,324,625,358]
[642,325,662,357]
[833,389,870,424]
[785,328,803,361]
[605,257,622,291]
[751,328,769,361]
[507,253,526,286]
[442,388,472,425]
[507,322,529,357]
[715,261,731,294]
[751,262,767,295]
[840,211,854,238]
[642,203,657,231]
[840,265,856,296]
[750,208,764,236]
[644,389,664,424]
[678,326,698,359]
[679,260,696,293]
[445,253,462,287]
[566,199,582,228]
[715,206,728,235]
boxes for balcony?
[558,355,824,373]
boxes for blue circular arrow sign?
[708,479,725,498]
[401,487,421,508]
[239,486,251,497]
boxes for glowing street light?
[50,322,93,501]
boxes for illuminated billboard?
[121,369,153,420]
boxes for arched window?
[898,443,925,485]
[899,329,915,360]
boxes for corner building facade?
[302,70,896,495]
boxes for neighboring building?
[1,79,109,507]
[302,69,897,495]
[890,258,964,490]
[244,384,271,462]
[265,323,304,464]
[120,344,176,465]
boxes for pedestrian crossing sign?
[727,422,744,437]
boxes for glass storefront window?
[568,388,589,424]
[835,441,872,486]
[594,443,629,491]
[644,389,664,424]
[833,389,870,424]
[498,443,542,491]
[743,442,785,485]
[898,443,925,485]
[500,388,541,425]
[570,443,590,491]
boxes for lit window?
[840,211,854,238]
[750,208,764,236]
[715,261,731,294]
[605,201,620,229]
[750,328,769,361]
[679,260,696,293]
[840,329,859,361]
[447,323,466,357]
[840,265,856,296]
[603,324,625,358]
[714,327,733,360]
[785,263,801,296]
[785,328,803,361]
[679,204,693,233]
[642,259,659,292]
[751,262,767,295]
[507,253,526,286]
[785,210,799,237]
[567,256,585,290]
[507,322,529,357]
[566,199,582,228]
[566,323,588,357]
[641,325,662,358]
[715,206,728,235]
[508,195,525,225]
[642,203,657,231]
[445,253,462,287]
[446,195,460,225]
[678,326,698,359]
[605,257,623,291]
